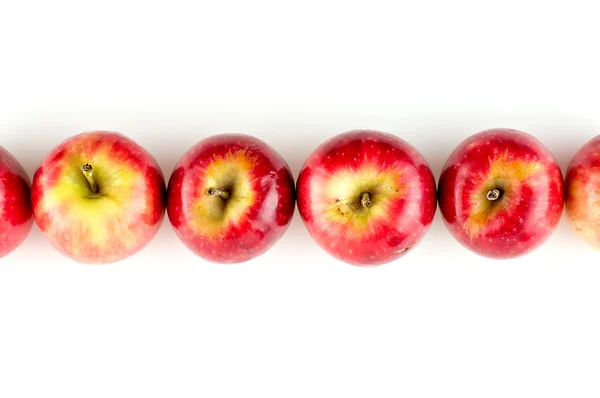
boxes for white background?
[1,0,599,397]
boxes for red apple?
[296,130,437,266]
[438,128,563,258]
[0,146,33,258]
[32,132,166,264]
[565,136,600,248]
[167,134,295,263]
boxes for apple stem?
[361,192,372,208]
[486,189,501,201]
[208,187,230,200]
[81,163,99,193]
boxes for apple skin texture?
[438,128,564,259]
[167,134,295,263]
[296,130,437,266]
[565,136,600,248]
[0,147,33,258]
[31,132,166,264]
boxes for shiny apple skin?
[565,136,600,248]
[296,130,437,266]
[438,128,564,259]
[32,132,166,264]
[167,134,295,263]
[0,146,33,258]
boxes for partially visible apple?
[0,146,33,258]
[438,128,563,258]
[565,136,600,248]
[167,134,295,263]
[296,130,437,266]
[32,132,166,264]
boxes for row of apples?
[0,128,596,265]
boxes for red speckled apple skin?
[438,128,564,259]
[167,134,295,263]
[565,136,600,249]
[0,146,33,258]
[297,130,437,266]
[31,132,166,264]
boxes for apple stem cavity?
[361,192,372,209]
[207,187,230,200]
[486,189,502,201]
[81,163,99,194]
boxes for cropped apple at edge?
[438,128,564,258]
[0,146,34,258]
[565,135,600,248]
[167,134,295,263]
[296,130,437,266]
[31,131,166,264]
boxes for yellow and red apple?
[438,128,564,258]
[167,134,295,263]
[0,146,33,258]
[31,132,166,264]
[565,136,600,248]
[296,130,437,266]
